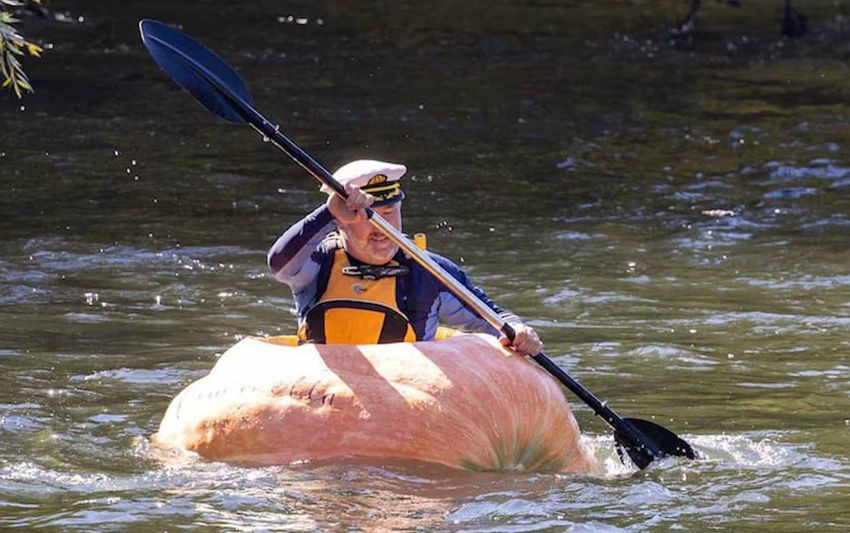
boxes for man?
[267,159,542,355]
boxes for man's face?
[339,202,402,265]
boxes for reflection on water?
[2,0,850,529]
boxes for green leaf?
[0,2,43,97]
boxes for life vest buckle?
[341,265,410,280]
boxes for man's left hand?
[499,323,543,356]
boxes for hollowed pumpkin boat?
[152,331,594,473]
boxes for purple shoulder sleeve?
[267,204,336,285]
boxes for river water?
[2,0,849,530]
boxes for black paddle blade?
[139,19,252,124]
[614,418,698,470]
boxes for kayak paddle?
[138,19,698,470]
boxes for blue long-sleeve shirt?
[267,205,518,340]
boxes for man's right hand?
[327,182,375,224]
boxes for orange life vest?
[297,249,417,344]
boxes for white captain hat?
[321,159,406,205]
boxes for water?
[2,0,850,529]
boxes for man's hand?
[500,323,543,356]
[327,182,375,224]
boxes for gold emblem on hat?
[367,174,388,186]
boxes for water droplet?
[113,150,120,156]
